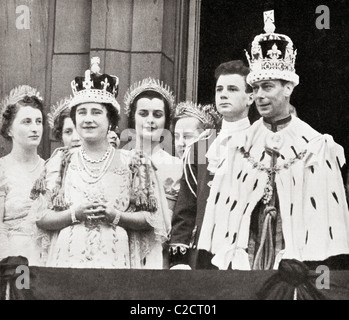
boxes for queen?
[34,57,169,268]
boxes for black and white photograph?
[0,0,348,303]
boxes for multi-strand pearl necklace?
[81,145,112,163]
[79,146,115,184]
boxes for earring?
[108,125,111,134]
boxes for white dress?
[34,147,170,269]
[44,148,131,268]
[150,148,183,204]
[0,155,45,265]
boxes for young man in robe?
[169,60,254,269]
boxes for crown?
[123,77,175,116]
[0,85,43,126]
[47,95,73,129]
[70,57,120,112]
[175,101,221,129]
[245,10,299,86]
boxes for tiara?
[175,101,220,129]
[0,85,43,126]
[123,77,175,116]
[245,10,299,86]
[69,57,120,113]
[47,95,73,129]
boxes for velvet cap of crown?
[245,10,299,87]
[69,57,120,112]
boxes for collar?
[263,114,292,132]
[221,117,250,134]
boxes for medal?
[265,132,284,152]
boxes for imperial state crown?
[245,10,299,87]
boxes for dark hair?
[214,60,252,93]
[127,90,171,130]
[0,96,45,141]
[70,103,120,132]
[52,108,71,141]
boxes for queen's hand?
[73,202,105,222]
[80,201,121,225]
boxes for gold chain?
[240,148,307,204]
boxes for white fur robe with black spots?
[197,115,349,270]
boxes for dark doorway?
[198,0,349,181]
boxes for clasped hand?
[74,201,117,223]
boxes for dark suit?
[169,138,217,269]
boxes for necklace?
[79,146,115,184]
[81,145,112,163]
[240,147,307,204]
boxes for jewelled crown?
[245,10,299,86]
[47,95,73,129]
[123,77,175,116]
[70,57,120,112]
[175,101,221,129]
[0,85,43,126]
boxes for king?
[197,11,349,270]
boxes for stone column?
[0,0,49,157]
[90,0,182,130]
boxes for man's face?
[215,74,251,121]
[252,80,292,121]
[174,117,203,158]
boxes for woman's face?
[62,117,81,149]
[134,97,166,142]
[75,103,109,143]
[8,106,43,149]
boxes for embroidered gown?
[0,155,45,265]
[150,148,183,208]
[34,147,170,269]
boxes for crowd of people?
[0,16,348,271]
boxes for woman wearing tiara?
[33,58,169,269]
[124,78,183,215]
[48,96,82,150]
[123,78,183,268]
[0,85,45,265]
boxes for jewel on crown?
[69,57,120,113]
[245,10,299,86]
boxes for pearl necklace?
[81,145,112,163]
[79,147,115,184]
